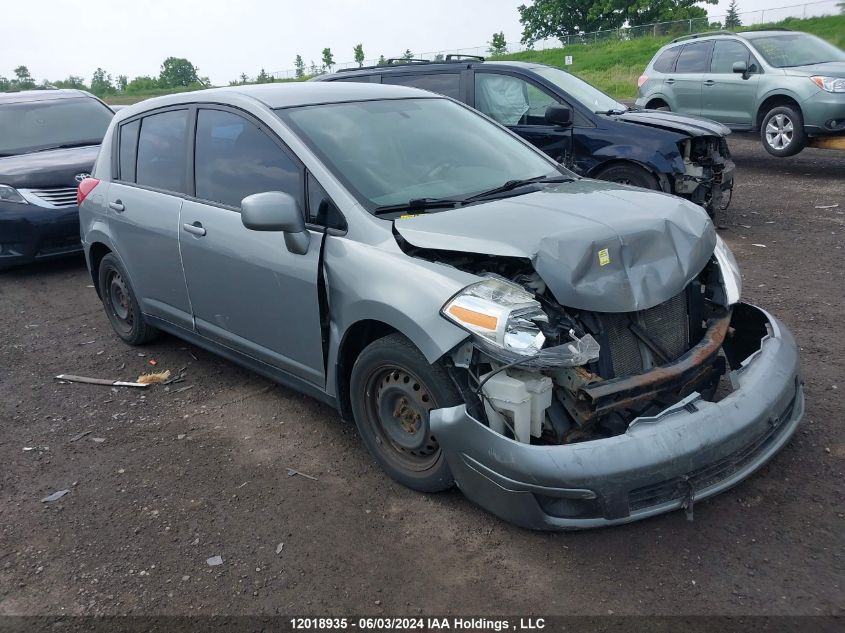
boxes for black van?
[318,58,735,220]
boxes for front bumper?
[431,303,803,530]
[801,91,845,135]
[0,202,82,270]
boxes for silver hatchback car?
[79,83,803,530]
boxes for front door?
[701,40,760,127]
[178,107,325,385]
[472,71,573,166]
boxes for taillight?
[77,177,100,206]
[637,74,649,88]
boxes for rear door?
[666,41,714,116]
[107,109,193,329]
[178,107,325,385]
[701,39,760,127]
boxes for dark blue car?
[0,89,113,269]
[318,58,735,221]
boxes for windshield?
[0,97,113,156]
[278,98,561,211]
[750,33,845,68]
[530,66,626,113]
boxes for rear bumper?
[0,202,82,270]
[430,303,803,530]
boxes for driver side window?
[474,73,558,126]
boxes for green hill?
[494,13,845,100]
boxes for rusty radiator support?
[572,310,732,423]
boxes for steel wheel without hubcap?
[364,366,440,472]
[765,113,794,151]
[106,270,134,335]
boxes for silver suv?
[79,83,803,530]
[637,29,845,156]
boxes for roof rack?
[736,27,793,33]
[335,54,485,73]
[670,30,731,43]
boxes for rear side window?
[710,40,751,73]
[381,73,461,99]
[675,41,714,73]
[194,109,302,209]
[136,110,189,192]
[653,47,681,73]
[118,120,140,182]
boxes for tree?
[377,55,387,66]
[294,55,305,79]
[0,76,11,91]
[256,68,272,83]
[433,53,445,61]
[839,1,844,14]
[90,68,115,95]
[353,43,365,67]
[724,0,742,28]
[488,31,508,56]
[321,48,334,72]
[13,65,35,89]
[401,49,414,61]
[116,75,128,91]
[623,0,717,26]
[159,57,200,88]
[309,60,319,76]
[126,75,160,93]
[53,75,87,90]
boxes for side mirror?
[732,61,748,77]
[545,104,573,127]
[241,191,310,255]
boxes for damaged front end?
[411,242,802,529]
[675,136,735,223]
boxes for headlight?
[0,184,27,204]
[811,76,845,93]
[714,235,742,305]
[441,278,547,356]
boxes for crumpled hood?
[394,180,717,313]
[0,145,99,189]
[611,109,731,137]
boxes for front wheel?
[761,105,807,157]
[594,163,659,190]
[349,334,462,492]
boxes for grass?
[492,13,845,100]
[104,13,845,105]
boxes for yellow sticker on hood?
[598,248,610,266]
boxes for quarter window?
[136,109,189,193]
[194,109,302,209]
[653,47,681,73]
[475,73,557,126]
[675,41,714,73]
[710,40,751,73]
[381,73,461,99]
[118,119,140,183]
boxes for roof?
[122,82,437,116]
[319,59,546,80]
[668,28,794,45]
[0,88,93,104]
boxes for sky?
[1,0,838,85]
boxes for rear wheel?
[761,105,807,157]
[98,253,158,345]
[349,334,462,492]
[648,100,670,112]
[594,163,659,190]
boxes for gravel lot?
[1,135,843,617]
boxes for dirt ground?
[1,135,843,618]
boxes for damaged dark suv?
[318,58,735,220]
[80,83,803,530]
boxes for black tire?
[349,333,462,492]
[594,163,659,190]
[648,101,670,112]
[98,253,158,345]
[761,105,807,157]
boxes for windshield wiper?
[462,175,573,203]
[373,197,464,216]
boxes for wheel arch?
[645,96,670,109]
[755,93,802,131]
[589,158,667,191]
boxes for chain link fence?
[271,0,842,80]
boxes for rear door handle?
[704,80,715,86]
[665,78,675,84]
[182,222,206,237]
[109,200,125,212]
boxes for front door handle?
[665,78,675,84]
[109,200,125,212]
[182,222,206,237]
[704,80,715,86]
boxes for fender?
[589,143,686,179]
